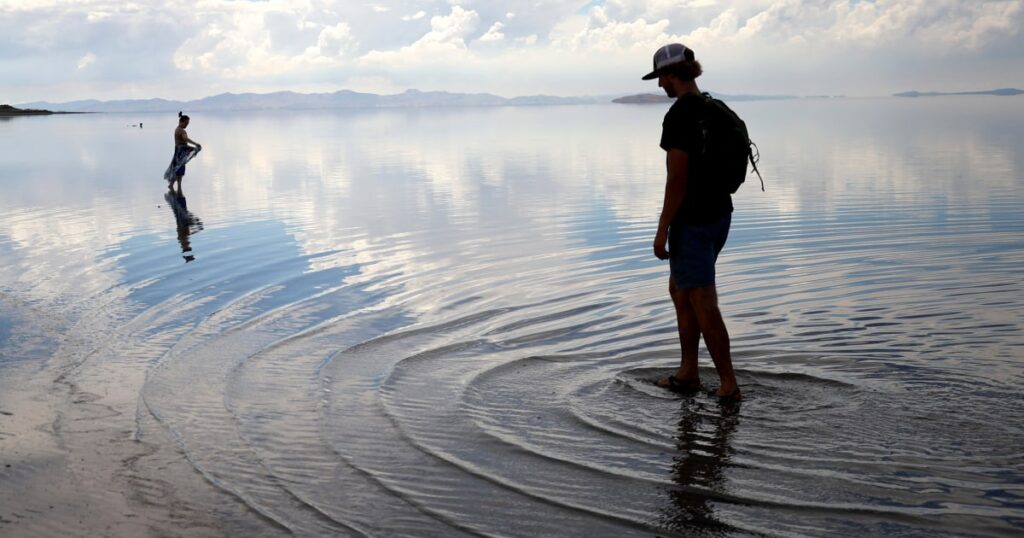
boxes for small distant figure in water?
[646,44,741,402]
[168,111,201,191]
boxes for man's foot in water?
[712,383,742,402]
[655,368,700,393]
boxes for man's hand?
[654,149,688,261]
[653,228,669,260]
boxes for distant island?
[894,88,1023,97]
[613,94,673,104]
[0,104,58,116]
[613,92,803,104]
[17,89,611,113]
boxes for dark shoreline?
[0,104,84,116]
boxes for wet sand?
[0,299,274,537]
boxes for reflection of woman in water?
[166,111,202,190]
[165,187,203,263]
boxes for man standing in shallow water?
[645,44,741,402]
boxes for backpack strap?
[749,141,765,192]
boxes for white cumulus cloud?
[171,3,358,78]
[0,0,1022,102]
[358,6,480,68]
[479,22,505,43]
[77,52,96,70]
[550,6,682,53]
[315,22,355,58]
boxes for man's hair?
[664,60,703,81]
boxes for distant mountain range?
[894,88,1023,97]
[612,92,804,104]
[17,89,611,113]
[24,86,1015,113]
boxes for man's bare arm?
[653,149,689,259]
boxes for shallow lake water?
[1,98,1022,537]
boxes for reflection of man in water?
[659,404,739,535]
[646,44,741,401]
[165,186,203,263]
[169,111,202,191]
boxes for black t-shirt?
[659,93,733,225]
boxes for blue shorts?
[668,213,731,289]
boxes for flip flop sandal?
[710,387,742,403]
[656,376,701,394]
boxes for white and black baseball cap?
[641,43,696,80]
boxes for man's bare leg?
[670,278,701,380]
[689,284,739,398]
[657,277,701,388]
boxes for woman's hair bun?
[178,111,183,118]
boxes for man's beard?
[663,86,677,98]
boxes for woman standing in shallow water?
[168,111,202,190]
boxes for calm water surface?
[1,98,1022,537]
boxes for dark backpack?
[695,92,764,193]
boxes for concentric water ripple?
[2,101,1023,536]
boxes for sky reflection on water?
[2,99,1020,295]
[0,98,1022,536]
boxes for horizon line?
[15,85,1022,109]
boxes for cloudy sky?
[2,0,1023,103]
